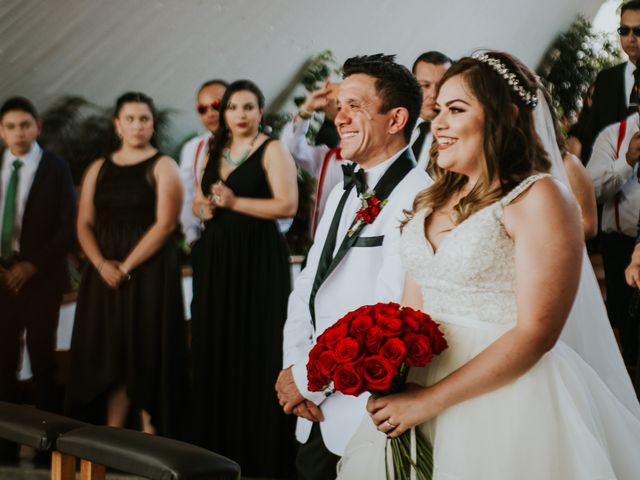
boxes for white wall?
[0,0,604,144]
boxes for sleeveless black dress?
[66,153,189,438]
[192,139,295,477]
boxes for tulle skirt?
[338,315,640,480]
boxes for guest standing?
[0,96,75,462]
[66,92,188,438]
[191,80,298,478]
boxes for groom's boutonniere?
[347,191,388,237]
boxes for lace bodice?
[400,174,551,326]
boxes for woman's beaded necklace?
[222,132,260,167]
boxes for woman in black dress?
[191,80,298,477]
[66,92,188,437]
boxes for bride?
[337,51,640,479]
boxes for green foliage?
[537,15,622,122]
[267,49,341,254]
[296,49,342,104]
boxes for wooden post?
[51,451,75,480]
[80,459,106,480]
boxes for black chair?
[56,425,241,480]
[0,401,88,478]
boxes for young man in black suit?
[583,0,640,163]
[0,97,75,462]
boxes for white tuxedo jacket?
[283,154,431,455]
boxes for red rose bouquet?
[307,302,447,480]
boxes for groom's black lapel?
[308,149,415,329]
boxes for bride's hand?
[367,385,440,439]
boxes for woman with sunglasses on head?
[191,79,298,478]
[66,92,189,438]
[337,51,640,479]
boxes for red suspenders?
[614,119,628,231]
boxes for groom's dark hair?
[342,54,422,143]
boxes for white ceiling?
[0,0,605,143]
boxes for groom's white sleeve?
[282,186,342,406]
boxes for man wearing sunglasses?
[179,79,227,248]
[583,0,640,164]
[179,79,227,321]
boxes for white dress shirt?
[282,145,432,454]
[587,112,640,236]
[410,118,434,173]
[625,61,636,109]
[179,132,212,245]
[0,142,42,253]
[280,117,351,234]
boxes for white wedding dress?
[337,174,640,480]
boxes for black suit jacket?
[583,62,628,164]
[0,148,76,293]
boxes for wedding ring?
[385,420,397,428]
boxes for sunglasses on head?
[197,100,221,114]
[618,25,640,36]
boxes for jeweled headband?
[472,53,539,108]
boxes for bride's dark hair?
[408,51,551,224]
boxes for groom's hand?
[275,366,305,414]
[292,400,324,422]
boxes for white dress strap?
[500,173,553,206]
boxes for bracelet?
[120,265,132,281]
[298,107,313,120]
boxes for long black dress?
[66,153,189,438]
[193,139,295,478]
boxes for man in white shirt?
[276,54,431,480]
[280,82,351,236]
[180,79,228,247]
[587,103,640,365]
[0,97,75,462]
[410,51,451,172]
[179,79,227,320]
[583,1,640,163]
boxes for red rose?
[422,321,448,355]
[369,204,380,217]
[365,325,383,353]
[404,333,434,367]
[378,316,404,337]
[317,349,337,376]
[334,337,361,363]
[400,307,423,332]
[379,337,406,366]
[375,302,402,319]
[307,361,326,392]
[309,343,328,361]
[334,363,365,396]
[317,322,348,347]
[362,356,395,392]
[358,210,373,224]
[349,314,374,341]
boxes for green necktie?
[1,159,24,258]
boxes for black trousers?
[0,282,62,409]
[0,280,62,461]
[601,232,637,364]
[296,423,341,480]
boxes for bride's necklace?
[222,132,260,167]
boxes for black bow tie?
[342,163,367,196]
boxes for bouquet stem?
[384,426,433,480]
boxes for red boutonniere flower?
[347,191,388,237]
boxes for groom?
[276,54,431,480]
